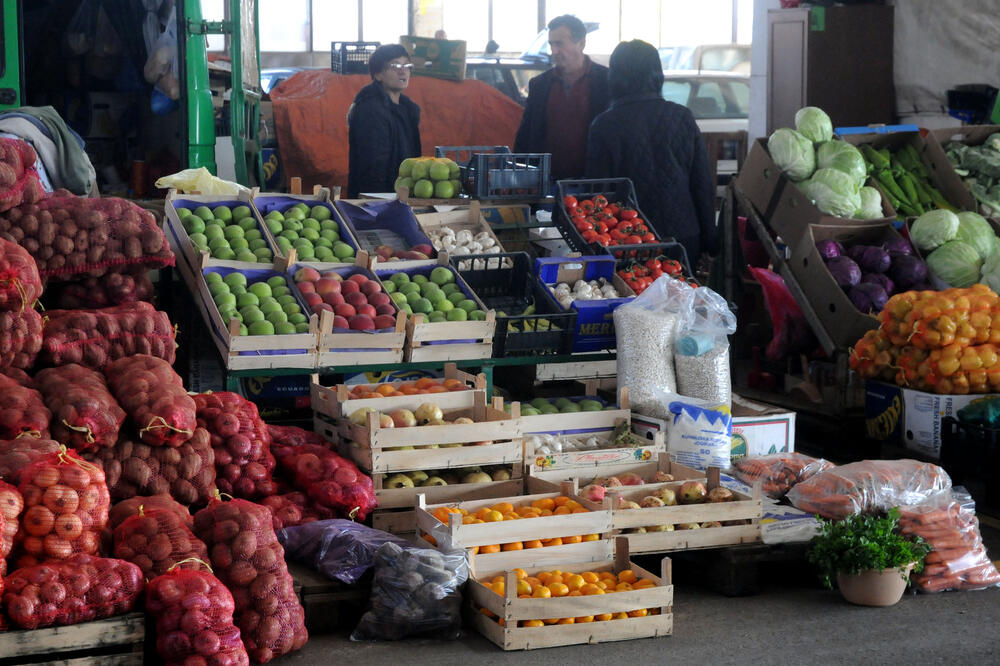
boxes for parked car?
[665,44,750,74]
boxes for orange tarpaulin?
[270,71,525,193]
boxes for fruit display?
[815,235,931,314]
[112,507,210,579]
[562,194,658,248]
[261,201,356,263]
[293,265,398,331]
[395,156,463,200]
[39,301,176,368]
[859,138,960,217]
[34,364,126,452]
[206,271,311,336]
[0,372,51,439]
[525,431,636,456]
[376,266,487,322]
[105,355,196,448]
[381,465,515,489]
[425,226,501,257]
[371,241,435,263]
[494,302,561,334]
[342,375,473,400]
[516,395,614,417]
[617,256,690,294]
[177,203,274,264]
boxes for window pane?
[363,0,408,45]
[314,1,361,46]
[259,0,309,52]
[442,0,488,54]
[491,0,536,54]
[620,1,660,46]
[737,0,754,44]
[661,80,691,106]
[659,0,732,47]
[546,0,620,56]
[202,0,226,51]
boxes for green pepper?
[898,172,921,209]
[926,185,958,212]
[861,144,890,171]
[903,144,928,178]
[877,170,909,204]
[911,177,933,206]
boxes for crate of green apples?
[196,267,318,370]
[165,190,278,271]
[374,257,495,362]
[512,388,632,437]
[254,196,359,265]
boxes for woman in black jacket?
[347,44,422,197]
[585,40,717,262]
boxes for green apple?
[223,225,245,240]
[274,321,297,334]
[193,205,214,221]
[205,272,224,284]
[446,308,467,321]
[176,206,193,219]
[333,242,354,259]
[241,307,265,324]
[223,272,247,289]
[236,292,259,308]
[458,299,477,312]
[310,205,332,221]
[212,205,233,222]
[233,205,253,220]
[390,272,410,286]
[412,274,428,286]
[248,320,275,336]
[430,266,454,286]
[214,292,237,309]
[469,310,486,321]
[248,282,272,299]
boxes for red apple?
[294,267,320,283]
[345,291,368,307]
[374,244,395,259]
[679,481,707,505]
[400,250,427,260]
[297,281,316,294]
[304,292,323,307]
[349,314,375,331]
[348,273,368,285]
[356,303,376,318]
[389,409,416,428]
[360,280,382,297]
[340,280,360,295]
[322,292,345,307]
[378,414,395,428]
[312,303,333,313]
[368,292,391,308]
[315,278,340,295]
[322,271,343,281]
[332,315,350,329]
[373,314,396,329]
[375,303,396,316]
[334,303,356,318]
[411,244,433,257]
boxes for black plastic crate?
[469,152,551,200]
[331,41,380,74]
[940,417,1000,508]
[434,145,510,193]
[612,241,693,281]
[450,251,576,357]
[554,177,661,254]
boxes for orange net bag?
[113,507,210,580]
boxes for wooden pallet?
[289,562,369,634]
[0,612,145,666]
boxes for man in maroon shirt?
[514,15,610,180]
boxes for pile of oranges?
[479,567,661,627]
[426,496,600,553]
[346,377,468,399]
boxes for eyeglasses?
[387,63,414,71]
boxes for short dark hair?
[368,44,410,79]
[547,15,586,42]
[608,40,664,100]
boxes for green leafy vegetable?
[926,240,982,288]
[855,186,884,220]
[799,168,861,218]
[794,106,834,144]
[979,251,1000,294]
[817,141,867,188]
[954,211,998,261]
[910,209,959,252]
[768,128,816,182]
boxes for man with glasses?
[348,44,422,197]
[514,15,610,180]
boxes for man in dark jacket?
[514,15,610,180]
[347,44,422,197]
[585,40,717,262]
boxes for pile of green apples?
[381,266,486,321]
[517,396,610,416]
[495,302,558,332]
[262,202,356,263]
[179,204,273,263]
[205,271,310,335]
[384,465,512,489]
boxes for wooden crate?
[289,562,368,635]
[337,392,521,473]
[179,258,319,370]
[315,301,407,366]
[0,612,145,666]
[467,537,673,650]
[526,454,703,492]
[525,429,667,473]
[374,466,524,510]
[516,388,633,436]
[310,361,486,420]
[414,202,507,262]
[371,507,418,534]
[253,189,366,270]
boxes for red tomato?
[620,209,638,220]
[594,221,609,234]
[626,235,642,245]
[593,195,608,209]
[645,258,661,271]
[582,230,599,242]
[663,259,684,276]
[609,228,626,241]
[641,233,656,243]
[596,233,611,246]
[563,195,578,209]
[578,200,596,214]
[607,203,620,216]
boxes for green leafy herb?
[806,507,933,589]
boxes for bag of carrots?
[731,453,835,499]
[899,490,1000,593]
[785,459,951,520]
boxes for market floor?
[276,525,1000,665]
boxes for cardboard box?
[924,125,1000,214]
[864,380,998,459]
[400,36,466,81]
[630,395,796,463]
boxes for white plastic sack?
[155,167,251,196]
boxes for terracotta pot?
[836,563,915,607]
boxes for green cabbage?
[816,141,867,188]
[794,106,833,144]
[855,186,884,219]
[926,240,982,288]
[767,128,816,181]
[910,209,959,252]
[954,211,998,261]
[980,251,1000,294]
[799,168,862,218]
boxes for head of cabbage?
[910,209,959,252]
[798,168,861,218]
[854,186,884,220]
[816,141,868,188]
[795,106,833,144]
[767,128,815,182]
[954,211,998,261]
[926,240,982,288]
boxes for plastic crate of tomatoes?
[614,242,695,295]
[555,178,660,255]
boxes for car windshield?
[662,78,750,119]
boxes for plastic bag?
[155,167,251,196]
[40,302,176,369]
[193,498,308,663]
[105,355,196,448]
[956,396,1000,427]
[785,459,952,520]
[270,442,376,520]
[674,285,736,406]
[0,373,51,440]
[665,399,732,470]
[0,236,42,311]
[747,267,817,361]
[146,565,250,666]
[0,438,62,485]
[351,541,467,641]
[0,479,22,576]
[34,364,126,452]
[0,307,43,370]
[614,276,695,418]
[143,6,180,101]
[113,507,210,580]
[899,489,1000,593]
[193,392,277,500]
[732,452,835,499]
[2,554,143,630]
[277,519,411,585]
[45,271,154,310]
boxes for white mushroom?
[455,230,473,245]
[573,279,589,292]
[483,245,500,254]
[441,226,456,238]
[465,241,483,254]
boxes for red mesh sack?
[194,499,308,662]
[0,139,44,213]
[732,453,836,499]
[39,301,176,369]
[113,507,210,580]
[0,373,51,440]
[193,392,277,500]
[0,366,33,388]
[271,442,376,521]
[85,427,216,507]
[0,195,174,281]
[260,492,328,531]
[0,480,23,576]
[1,554,143,629]
[45,270,154,310]
[0,168,44,214]
[0,307,43,370]
[34,364,126,452]
[0,438,61,485]
[15,449,109,567]
[0,237,42,311]
[747,266,819,361]
[147,566,250,666]
[110,494,192,531]
[105,355,195,447]
[267,424,330,449]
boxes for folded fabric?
[0,105,96,195]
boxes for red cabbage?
[816,239,845,259]
[826,255,862,288]
[889,254,929,290]
[883,237,914,256]
[849,283,889,314]
[847,244,891,274]
[861,272,895,295]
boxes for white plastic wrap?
[732,452,836,499]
